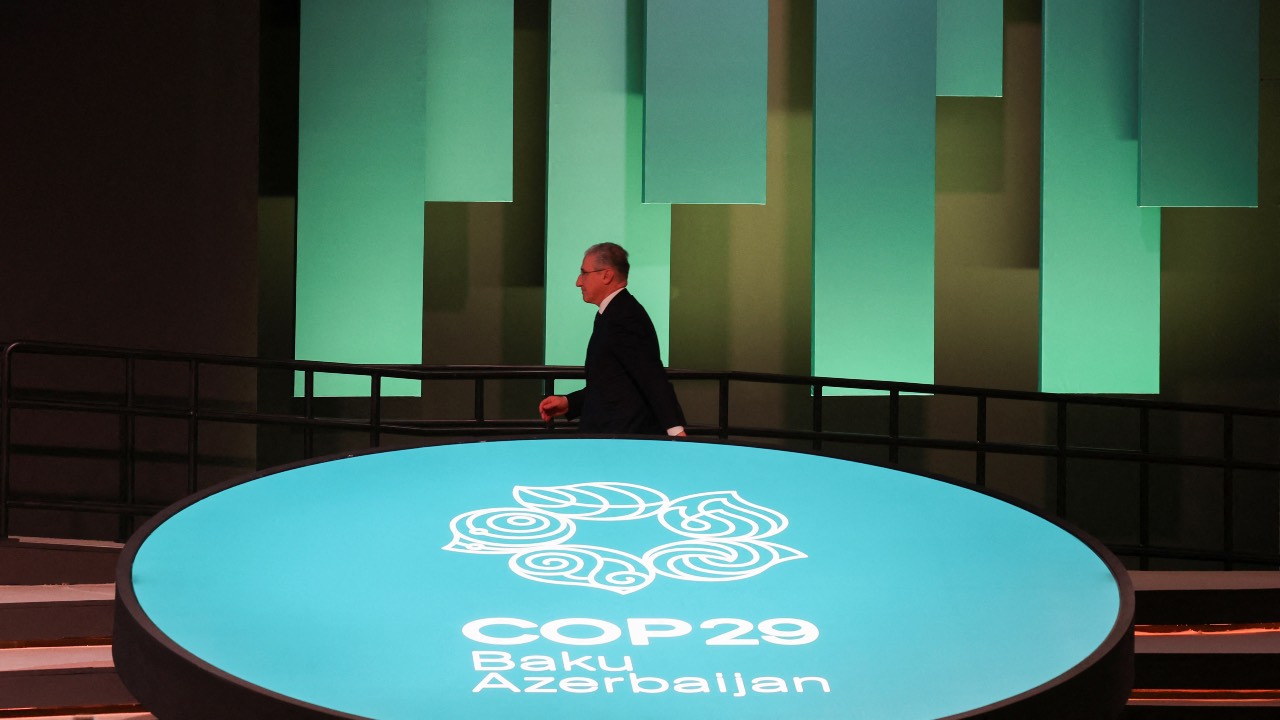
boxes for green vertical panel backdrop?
[643,0,769,204]
[423,0,514,202]
[1139,0,1259,207]
[1041,0,1161,393]
[297,1,426,396]
[936,0,1004,97]
[545,0,673,393]
[812,0,935,394]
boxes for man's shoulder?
[599,287,632,313]
[603,293,660,349]
[605,289,652,321]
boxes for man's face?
[575,252,611,306]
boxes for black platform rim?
[114,434,1136,720]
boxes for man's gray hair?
[586,242,629,279]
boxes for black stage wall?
[0,0,261,538]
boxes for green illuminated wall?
[424,0,514,202]
[297,0,515,396]
[544,0,672,394]
[286,0,1271,408]
[1041,0,1161,393]
[937,0,1003,97]
[643,0,769,204]
[1139,0,1259,207]
[296,1,427,396]
[812,0,935,393]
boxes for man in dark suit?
[538,243,686,436]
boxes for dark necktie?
[586,310,604,364]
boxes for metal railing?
[3,340,1278,568]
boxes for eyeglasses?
[578,268,606,277]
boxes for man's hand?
[539,395,569,421]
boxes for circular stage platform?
[114,438,1133,719]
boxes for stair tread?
[0,646,114,673]
[1130,571,1280,592]
[0,715,151,720]
[0,585,114,605]
[1137,629,1280,654]
[8,537,124,551]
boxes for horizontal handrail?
[2,340,1277,569]
[5,339,1278,418]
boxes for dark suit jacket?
[566,288,686,434]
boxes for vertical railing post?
[117,356,137,541]
[888,389,900,464]
[0,346,11,539]
[718,376,730,439]
[474,378,486,425]
[542,375,555,432]
[976,395,987,487]
[370,374,382,447]
[1223,412,1235,570]
[1138,406,1151,570]
[812,384,824,452]
[1056,401,1069,517]
[304,370,316,458]
[187,360,200,495]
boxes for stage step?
[0,538,120,586]
[1132,571,1280,625]
[0,707,153,712]
[1126,571,1280,718]
[0,576,141,719]
[0,584,114,647]
[1126,700,1280,719]
[0,645,138,716]
[1133,625,1280,689]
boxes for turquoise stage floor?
[121,438,1131,719]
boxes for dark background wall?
[2,0,260,355]
[1,0,260,538]
[1,0,1276,556]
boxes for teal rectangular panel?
[297,1,426,396]
[812,0,935,395]
[937,0,1003,97]
[1139,0,1259,207]
[545,0,673,394]
[1042,0,1161,393]
[643,0,768,204]
[424,0,514,202]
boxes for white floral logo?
[443,482,805,594]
